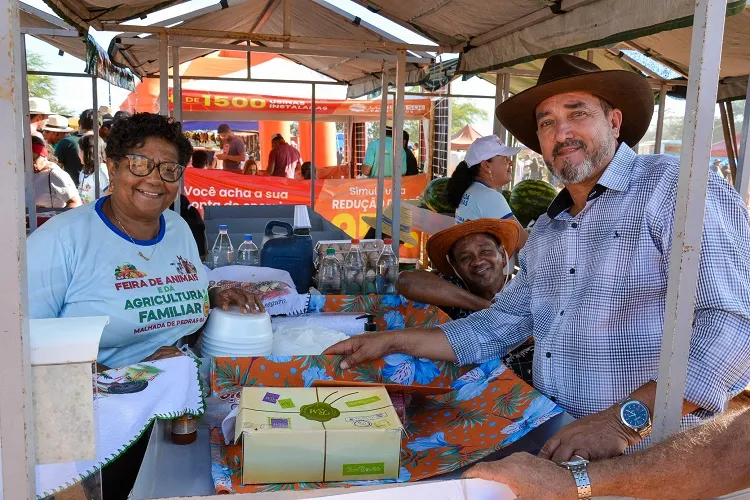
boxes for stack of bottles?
[318,239,398,295]
[209,225,259,269]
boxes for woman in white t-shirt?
[28,113,264,371]
[447,136,527,250]
[31,136,82,209]
[78,133,110,204]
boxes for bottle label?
[172,414,197,435]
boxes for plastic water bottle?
[343,239,365,295]
[318,248,341,294]
[376,238,398,295]
[236,234,260,266]
[210,225,234,269]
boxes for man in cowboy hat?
[397,218,534,385]
[326,54,750,471]
[43,114,83,187]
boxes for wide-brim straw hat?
[362,204,418,246]
[495,54,654,154]
[427,218,522,276]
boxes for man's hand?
[463,452,577,500]
[539,405,641,462]
[322,331,395,369]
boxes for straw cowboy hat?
[43,115,74,133]
[495,54,654,154]
[427,218,522,277]
[362,204,418,246]
[29,97,52,115]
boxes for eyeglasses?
[118,154,185,183]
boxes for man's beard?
[544,133,615,185]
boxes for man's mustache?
[553,139,586,158]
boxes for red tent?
[711,133,741,157]
[451,124,483,150]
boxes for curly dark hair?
[105,113,193,167]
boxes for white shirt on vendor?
[78,164,110,204]
[27,196,209,368]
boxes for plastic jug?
[260,221,313,293]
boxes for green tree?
[451,99,488,136]
[26,51,73,116]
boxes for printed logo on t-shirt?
[113,255,208,335]
[460,192,470,207]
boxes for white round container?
[202,307,274,357]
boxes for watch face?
[622,400,650,429]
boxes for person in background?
[362,121,407,178]
[403,130,419,176]
[301,161,312,180]
[253,147,261,162]
[79,109,101,137]
[99,118,113,141]
[28,97,51,140]
[43,114,83,186]
[215,123,246,173]
[397,219,534,385]
[447,135,528,249]
[78,134,110,204]
[31,136,81,209]
[465,393,750,500]
[191,149,210,169]
[337,147,344,165]
[267,133,303,178]
[243,157,259,175]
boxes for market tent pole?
[375,64,389,240]
[92,75,101,198]
[654,84,667,154]
[735,77,750,204]
[20,34,36,232]
[311,83,316,209]
[493,72,505,139]
[391,50,406,259]
[652,0,728,443]
[159,33,169,116]
[719,101,738,181]
[172,45,182,212]
[0,0,36,496]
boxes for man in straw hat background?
[326,53,750,481]
[397,218,534,385]
[43,114,82,186]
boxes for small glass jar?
[171,414,198,445]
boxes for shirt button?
[569,268,575,274]
[560,310,564,316]
[550,396,557,402]
[545,352,552,358]
[571,222,578,228]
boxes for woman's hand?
[141,345,185,363]
[209,287,265,314]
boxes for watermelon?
[501,189,512,204]
[509,179,558,228]
[422,177,455,214]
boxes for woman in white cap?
[447,136,525,235]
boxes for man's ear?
[609,108,623,140]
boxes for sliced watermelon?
[509,179,558,228]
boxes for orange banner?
[183,169,428,260]
[171,89,431,119]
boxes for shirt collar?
[546,143,636,219]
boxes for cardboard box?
[234,386,403,485]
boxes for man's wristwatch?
[618,397,652,438]
[560,456,591,500]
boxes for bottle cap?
[383,238,392,244]
[356,314,377,332]
[219,224,228,231]
[244,234,253,241]
[351,239,360,244]
[326,248,336,255]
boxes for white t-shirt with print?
[34,163,79,208]
[27,197,209,368]
[455,181,513,223]
[78,165,110,204]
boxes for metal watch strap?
[568,463,592,500]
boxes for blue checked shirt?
[441,144,750,431]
